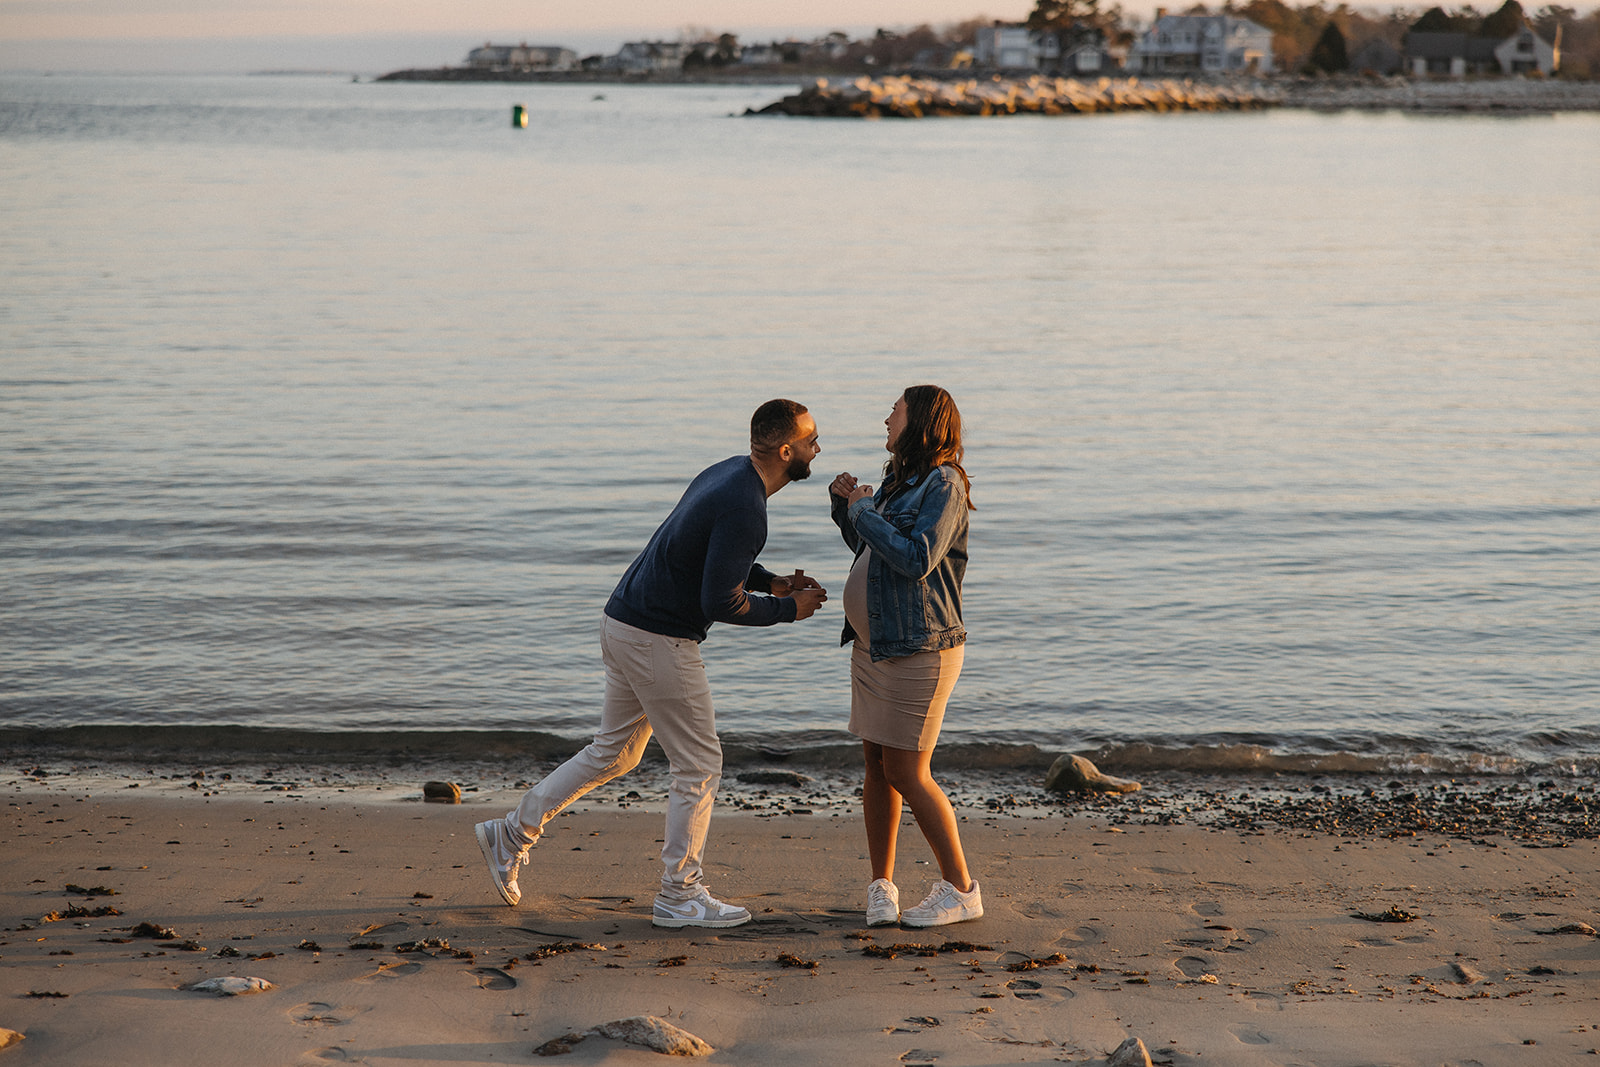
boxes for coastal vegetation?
[382,0,1598,82]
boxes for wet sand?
[3,770,1598,1066]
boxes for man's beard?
[785,455,812,481]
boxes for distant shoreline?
[373,66,1600,112]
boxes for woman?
[828,385,979,928]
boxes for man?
[475,399,828,929]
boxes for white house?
[973,24,1039,68]
[606,41,690,72]
[973,22,1120,72]
[1124,12,1275,74]
[739,43,786,65]
[1493,25,1559,74]
[466,43,578,71]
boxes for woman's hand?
[846,482,874,506]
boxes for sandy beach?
[3,764,1598,1067]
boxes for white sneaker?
[475,819,529,907]
[900,880,982,928]
[866,878,900,926]
[652,886,751,929]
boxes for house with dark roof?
[1349,38,1403,75]
[1404,24,1558,75]
[1123,11,1275,74]
[1403,32,1499,75]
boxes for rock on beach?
[180,976,274,996]
[1044,753,1142,795]
[750,75,1277,118]
[535,1016,714,1057]
[1108,1036,1154,1066]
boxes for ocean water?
[3,74,1598,776]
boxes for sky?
[2,0,1124,74]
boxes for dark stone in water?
[736,770,813,787]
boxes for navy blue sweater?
[605,455,797,642]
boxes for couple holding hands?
[476,387,980,930]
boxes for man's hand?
[769,570,822,598]
[829,472,859,499]
[790,585,828,620]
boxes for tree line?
[809,0,1600,77]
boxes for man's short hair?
[750,399,808,454]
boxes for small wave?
[1081,741,1541,777]
[4,725,1596,780]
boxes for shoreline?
[370,66,1600,113]
[6,750,1597,846]
[2,788,1596,1065]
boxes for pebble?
[130,922,177,939]
[0,1029,23,1050]
[422,781,461,803]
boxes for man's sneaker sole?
[900,906,982,928]
[651,911,751,929]
[475,822,520,907]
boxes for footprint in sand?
[1221,927,1271,952]
[1006,978,1042,999]
[1175,956,1215,980]
[1246,991,1284,1012]
[1190,902,1224,918]
[291,1002,346,1026]
[1052,924,1104,948]
[303,1048,353,1063]
[1229,1027,1271,1045]
[353,921,408,939]
[359,961,422,981]
[1012,896,1084,921]
[468,967,516,991]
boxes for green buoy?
[511,104,527,128]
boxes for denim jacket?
[830,464,968,661]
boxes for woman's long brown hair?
[882,384,975,510]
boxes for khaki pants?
[509,614,722,900]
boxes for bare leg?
[861,741,903,883]
[879,745,973,893]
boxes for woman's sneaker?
[652,886,751,929]
[866,878,900,926]
[475,819,529,907]
[901,880,982,928]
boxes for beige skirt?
[848,641,964,752]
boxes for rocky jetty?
[748,75,1279,118]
